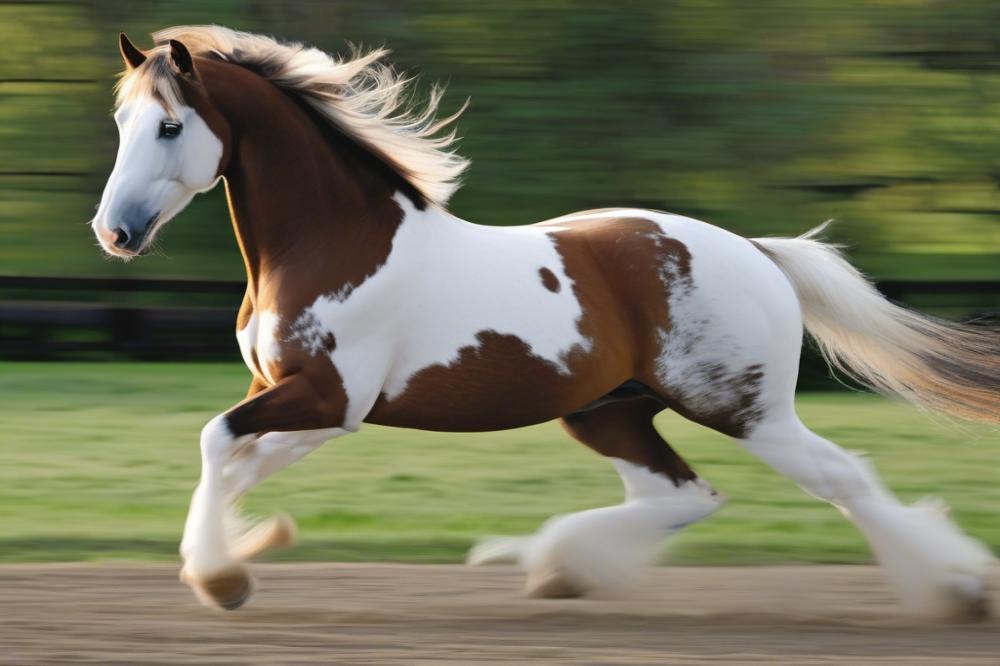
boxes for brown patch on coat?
[225,352,349,437]
[188,57,406,309]
[365,330,622,431]
[547,216,692,371]
[546,216,766,439]
[320,332,337,354]
[562,396,698,484]
[538,267,561,293]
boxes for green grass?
[1,362,998,565]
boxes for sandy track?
[2,563,999,664]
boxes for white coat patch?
[236,310,282,385]
[93,97,223,256]
[289,194,592,402]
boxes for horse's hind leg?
[469,394,724,598]
[654,345,993,616]
[651,321,993,615]
[736,409,994,617]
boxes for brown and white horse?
[93,27,999,615]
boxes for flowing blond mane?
[119,25,469,205]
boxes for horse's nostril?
[114,227,130,248]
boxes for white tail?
[754,225,1000,424]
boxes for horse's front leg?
[223,428,345,500]
[220,428,345,561]
[180,373,350,610]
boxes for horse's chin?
[100,244,144,260]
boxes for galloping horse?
[93,27,999,615]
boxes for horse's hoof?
[960,595,992,622]
[943,575,992,622]
[524,569,587,599]
[182,565,255,610]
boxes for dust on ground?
[2,563,999,664]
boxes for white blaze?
[92,96,223,256]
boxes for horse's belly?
[364,330,627,431]
[365,388,567,431]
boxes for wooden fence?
[1,275,999,363]
[0,276,244,360]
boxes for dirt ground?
[2,563,999,665]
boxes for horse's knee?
[200,414,253,465]
[200,415,233,462]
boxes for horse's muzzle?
[108,210,158,256]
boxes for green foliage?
[1,362,998,563]
[2,1,1000,279]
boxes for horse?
[92,26,999,615]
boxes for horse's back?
[541,207,798,333]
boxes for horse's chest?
[236,310,283,384]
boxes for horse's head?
[91,33,230,258]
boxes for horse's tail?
[753,224,1000,424]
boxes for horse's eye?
[158,120,183,139]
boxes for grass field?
[2,362,998,565]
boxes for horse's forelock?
[115,50,185,112]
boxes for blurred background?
[3,0,1000,361]
[1,1,998,565]
[4,0,1000,359]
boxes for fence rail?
[1,275,999,362]
[0,275,244,360]
[0,275,246,294]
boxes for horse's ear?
[119,32,147,70]
[168,39,197,79]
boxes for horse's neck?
[220,103,416,296]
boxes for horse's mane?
[117,26,469,205]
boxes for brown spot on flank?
[539,267,561,293]
[321,332,337,353]
[546,216,694,367]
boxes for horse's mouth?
[136,212,161,254]
[123,213,161,257]
[100,212,160,259]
